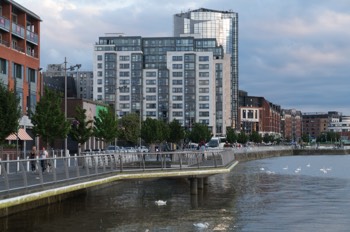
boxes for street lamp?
[64,57,81,156]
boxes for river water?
[2,154,350,232]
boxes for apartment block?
[281,109,302,142]
[93,35,232,135]
[174,8,239,129]
[302,111,340,139]
[0,0,41,115]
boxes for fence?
[0,149,233,196]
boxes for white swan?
[155,200,167,206]
[193,222,209,229]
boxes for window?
[172,64,182,69]
[172,80,182,85]
[199,72,209,77]
[199,56,209,61]
[199,80,209,85]
[97,79,102,85]
[199,88,209,93]
[184,63,195,70]
[119,63,130,69]
[146,95,156,101]
[97,63,102,69]
[199,64,209,69]
[146,80,157,85]
[173,111,183,117]
[146,103,156,109]
[146,87,156,93]
[120,56,130,61]
[119,79,130,85]
[172,72,183,77]
[0,58,7,74]
[172,95,183,101]
[172,56,183,61]
[199,104,209,109]
[146,71,157,77]
[120,95,130,101]
[97,71,102,77]
[146,111,157,117]
[199,112,209,117]
[97,55,103,61]
[172,103,183,109]
[199,96,209,101]
[172,88,182,93]
[13,63,22,79]
[28,68,35,83]
[119,71,129,77]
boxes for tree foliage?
[188,123,211,143]
[31,87,70,148]
[168,119,185,144]
[0,83,21,145]
[226,127,237,143]
[70,105,93,150]
[141,118,167,144]
[93,107,118,144]
[119,113,140,144]
[250,131,262,143]
[237,131,249,144]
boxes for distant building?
[328,114,350,142]
[0,0,41,115]
[302,111,341,139]
[93,35,232,136]
[174,8,239,129]
[239,91,281,137]
[281,109,302,142]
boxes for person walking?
[29,146,37,172]
[40,147,48,173]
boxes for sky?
[16,0,350,115]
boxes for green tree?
[301,134,310,143]
[93,106,118,145]
[69,105,93,155]
[250,131,262,143]
[0,83,21,147]
[189,123,211,143]
[237,131,249,144]
[226,127,237,143]
[141,118,168,151]
[168,119,185,145]
[31,88,70,148]
[119,113,139,145]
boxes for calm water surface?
[2,154,350,232]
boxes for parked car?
[137,146,149,153]
[107,146,122,153]
[124,147,137,153]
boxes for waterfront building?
[302,111,340,139]
[328,114,350,142]
[238,91,281,138]
[173,8,239,129]
[281,109,302,142]
[93,35,232,135]
[0,0,41,115]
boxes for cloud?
[16,0,350,114]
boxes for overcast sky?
[16,0,350,115]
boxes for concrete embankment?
[234,148,350,162]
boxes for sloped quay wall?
[234,148,350,162]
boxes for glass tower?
[174,8,239,129]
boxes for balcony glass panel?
[11,22,25,38]
[0,16,10,31]
[26,30,38,44]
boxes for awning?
[6,128,33,141]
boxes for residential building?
[239,91,281,137]
[328,114,350,142]
[93,35,232,135]
[174,8,239,129]
[302,111,340,139]
[0,0,41,115]
[281,109,302,142]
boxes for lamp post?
[64,57,81,156]
[114,85,127,150]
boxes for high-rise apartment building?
[174,8,239,129]
[93,35,232,135]
[0,0,41,115]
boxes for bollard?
[0,158,2,175]
[26,156,29,172]
[6,154,10,174]
[17,156,20,172]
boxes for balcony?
[0,16,10,32]
[0,38,9,47]
[26,30,38,45]
[11,22,25,39]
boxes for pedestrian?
[40,147,48,173]
[29,146,37,172]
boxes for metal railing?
[0,149,232,196]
